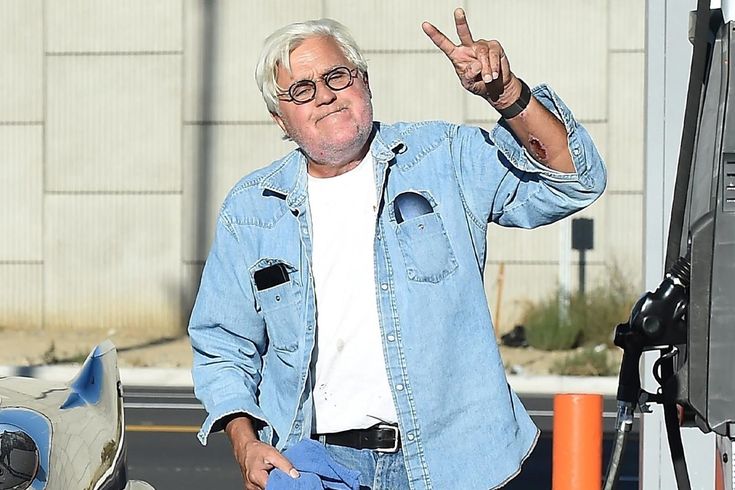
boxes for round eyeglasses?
[277,66,360,105]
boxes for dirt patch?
[0,326,621,376]
[500,345,622,376]
[0,327,192,368]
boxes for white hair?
[255,18,369,115]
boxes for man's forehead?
[281,36,349,78]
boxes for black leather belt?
[312,424,400,453]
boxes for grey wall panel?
[46,0,182,53]
[183,0,323,122]
[46,55,182,192]
[325,0,459,51]
[464,0,608,122]
[0,0,43,121]
[608,52,645,192]
[601,192,644,286]
[0,126,43,261]
[0,265,42,330]
[610,0,646,51]
[488,221,566,264]
[368,52,463,124]
[44,195,183,334]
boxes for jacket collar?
[259,122,406,210]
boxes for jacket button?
[380,283,388,290]
[396,384,404,391]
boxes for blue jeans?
[316,437,410,490]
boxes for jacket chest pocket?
[390,191,458,283]
[251,260,301,353]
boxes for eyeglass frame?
[276,66,362,105]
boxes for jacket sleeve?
[188,211,269,445]
[450,84,607,229]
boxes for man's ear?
[271,111,288,136]
[363,71,372,98]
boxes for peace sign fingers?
[453,8,475,46]
[421,8,475,59]
[421,21,457,58]
[423,8,515,100]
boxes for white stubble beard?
[285,102,374,169]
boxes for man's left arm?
[494,79,575,173]
[423,8,605,228]
[422,8,574,174]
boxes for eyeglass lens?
[288,67,355,103]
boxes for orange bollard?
[552,393,603,490]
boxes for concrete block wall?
[0,0,645,336]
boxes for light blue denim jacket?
[189,84,606,489]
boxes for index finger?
[454,8,474,46]
[264,452,300,479]
[422,21,456,57]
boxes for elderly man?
[189,9,606,490]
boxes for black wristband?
[496,79,532,119]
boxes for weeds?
[41,341,89,364]
[521,264,639,351]
[41,342,58,364]
[522,296,581,350]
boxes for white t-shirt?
[307,153,398,433]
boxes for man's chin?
[307,141,366,165]
[294,121,373,164]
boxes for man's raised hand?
[422,8,518,104]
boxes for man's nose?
[314,80,337,105]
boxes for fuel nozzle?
[613,256,691,405]
[629,256,690,345]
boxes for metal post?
[579,249,586,296]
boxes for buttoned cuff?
[197,396,269,446]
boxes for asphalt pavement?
[123,386,639,490]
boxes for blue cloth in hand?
[265,439,361,490]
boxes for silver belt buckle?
[375,424,400,453]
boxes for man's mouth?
[316,107,347,122]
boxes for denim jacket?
[189,84,606,489]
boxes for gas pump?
[605,1,735,488]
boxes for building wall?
[0,0,645,335]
